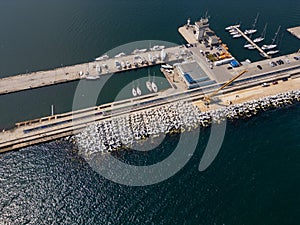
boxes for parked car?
[262,82,270,87]
[272,81,278,85]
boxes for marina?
[0,17,300,153]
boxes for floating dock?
[233,26,271,59]
[287,26,300,40]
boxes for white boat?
[247,45,256,50]
[146,81,152,92]
[95,55,109,61]
[114,52,126,58]
[225,24,240,31]
[136,87,142,96]
[148,54,155,63]
[232,34,242,38]
[150,45,165,51]
[151,82,158,93]
[132,88,137,97]
[244,29,257,35]
[244,43,253,48]
[253,23,268,43]
[96,65,101,74]
[160,49,167,61]
[86,75,100,80]
[267,50,279,55]
[244,13,259,35]
[161,64,173,69]
[152,72,158,93]
[261,25,281,51]
[146,69,153,92]
[132,49,147,54]
[230,31,239,35]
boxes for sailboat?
[136,80,142,96]
[253,23,268,43]
[245,13,259,35]
[146,69,153,92]
[132,82,137,97]
[267,50,279,55]
[152,72,158,93]
[262,25,281,50]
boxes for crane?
[203,69,248,104]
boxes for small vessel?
[148,54,155,63]
[152,72,158,93]
[262,25,281,50]
[96,64,101,74]
[161,64,173,69]
[232,34,242,38]
[244,13,259,35]
[150,45,165,51]
[160,49,167,61]
[267,50,279,55]
[114,52,126,58]
[136,86,142,96]
[132,49,147,54]
[247,45,256,50]
[132,87,137,97]
[95,54,109,61]
[146,69,153,92]
[253,23,268,43]
[244,43,253,48]
[225,24,240,31]
[230,31,239,35]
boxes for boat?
[132,49,147,54]
[244,13,259,35]
[148,54,155,63]
[261,25,281,50]
[253,23,268,43]
[136,87,142,96]
[161,64,173,69]
[225,24,240,31]
[150,45,165,51]
[152,72,158,93]
[230,31,239,35]
[86,75,100,80]
[267,50,279,55]
[146,69,153,92]
[132,87,137,97]
[96,65,101,74]
[244,43,253,48]
[232,34,242,38]
[114,52,126,58]
[160,49,167,61]
[95,55,109,61]
[247,45,256,50]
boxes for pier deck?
[234,26,271,59]
[0,46,184,95]
[287,26,300,40]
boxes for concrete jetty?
[287,26,300,40]
[0,46,184,95]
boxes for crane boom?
[204,70,247,102]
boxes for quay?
[1,16,300,153]
[234,26,271,59]
[287,26,300,40]
[0,46,184,95]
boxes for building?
[194,18,221,46]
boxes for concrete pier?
[287,26,300,40]
[0,46,184,95]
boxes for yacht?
[253,23,268,43]
[95,55,109,61]
[150,45,165,51]
[232,34,242,38]
[225,24,240,31]
[262,25,281,51]
[146,69,153,92]
[136,87,142,96]
[244,13,259,35]
[244,43,253,48]
[132,49,147,54]
[160,49,167,61]
[267,50,279,55]
[152,72,158,93]
[132,88,137,97]
[161,64,173,69]
[96,65,101,74]
[114,52,126,58]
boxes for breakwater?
[74,90,300,158]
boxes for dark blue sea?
[0,0,299,224]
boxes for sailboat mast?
[272,25,281,44]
